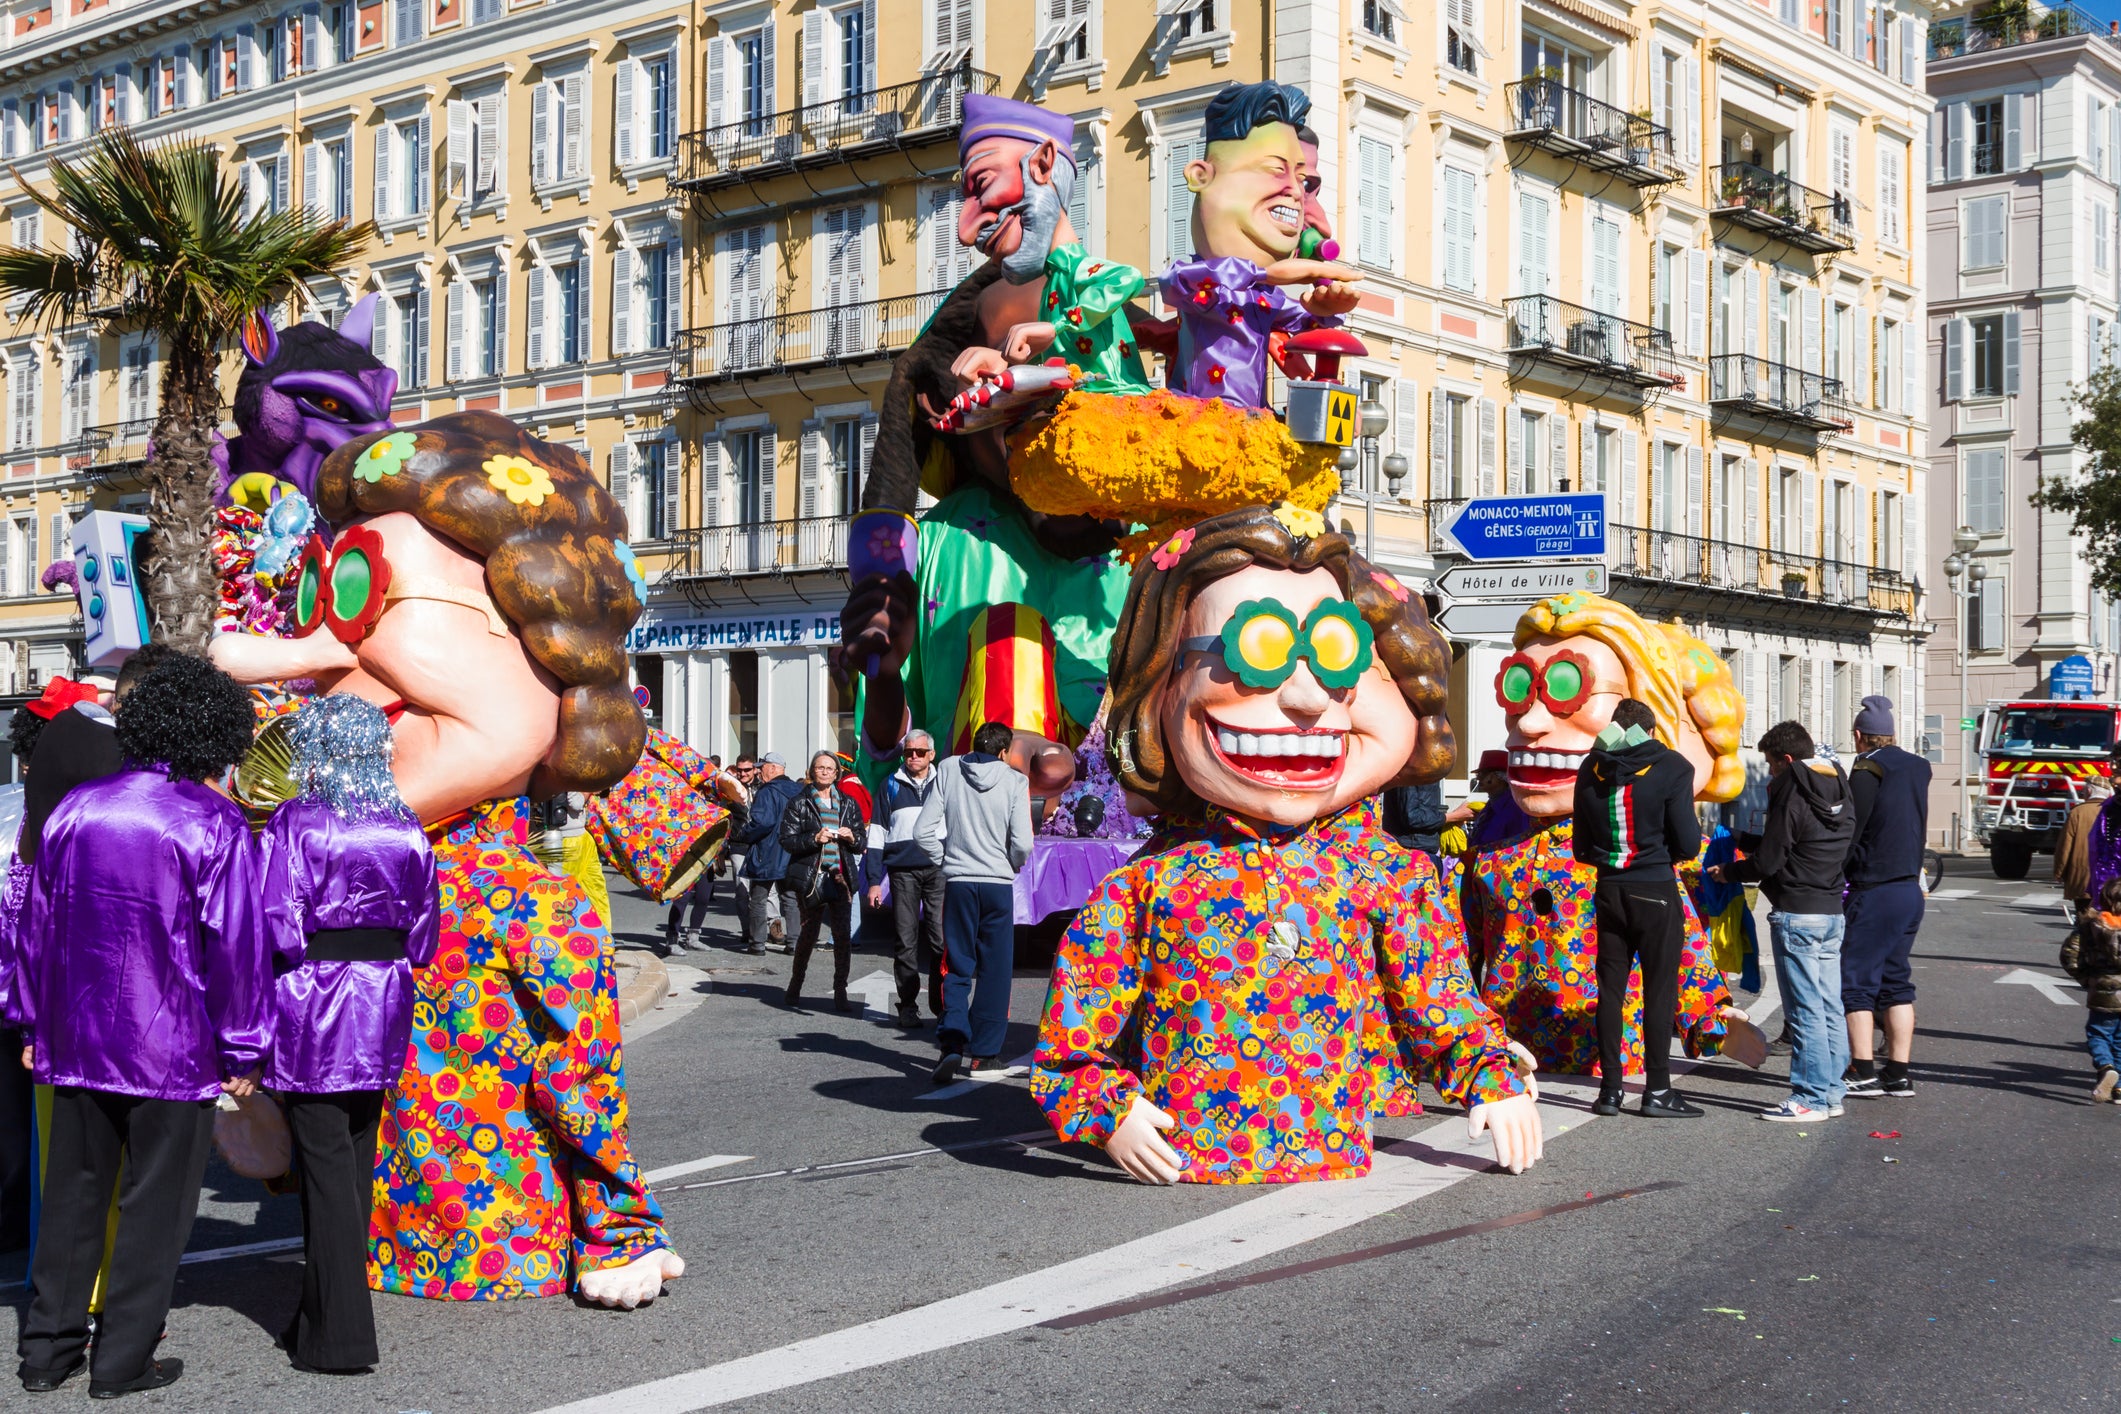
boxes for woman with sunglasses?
[778,752,867,1011]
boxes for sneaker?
[1827,1103,1846,1117]
[1843,1074,1884,1099]
[895,1006,923,1029]
[2094,1068,2119,1103]
[664,937,689,956]
[1590,1088,1625,1117]
[1880,1075,1915,1098]
[1639,1088,1703,1118]
[1761,1097,1830,1123]
[931,1051,963,1086]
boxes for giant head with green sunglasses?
[1106,504,1452,827]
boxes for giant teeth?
[1217,728,1240,753]
[1239,733,1261,756]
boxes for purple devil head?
[213,294,397,505]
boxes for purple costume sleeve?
[199,815,271,1081]
[2088,795,2121,904]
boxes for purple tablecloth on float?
[1015,837,1143,924]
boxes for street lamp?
[1357,397,1390,558]
[1944,525,1988,851]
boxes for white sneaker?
[1827,1103,1846,1117]
[1760,1098,1831,1123]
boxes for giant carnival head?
[955,94,1079,282]
[210,411,643,823]
[1185,82,1315,267]
[1104,504,1454,828]
[216,294,397,507]
[1499,593,1747,819]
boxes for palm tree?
[0,129,371,652]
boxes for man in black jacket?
[1713,720,1854,1122]
[1841,694,1931,1099]
[732,753,805,956]
[863,731,946,1028]
[1573,699,1703,1117]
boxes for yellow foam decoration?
[1007,390,1342,561]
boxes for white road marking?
[847,968,899,1020]
[529,1094,1591,1414]
[1929,887,1978,901]
[640,1154,753,1184]
[625,960,711,1044]
[2008,893,2061,908]
[927,1050,1037,1101]
[1995,966,2082,1006]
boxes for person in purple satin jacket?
[10,653,266,1400]
[260,695,438,1374]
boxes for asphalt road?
[3,855,2113,1413]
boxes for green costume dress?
[1038,243,1152,394]
[856,481,1131,777]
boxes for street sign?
[2050,654,2096,701]
[1435,600,1536,638]
[1960,717,1978,731]
[1434,561,1606,600]
[1441,494,1607,561]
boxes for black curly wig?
[114,653,257,783]
[8,708,43,764]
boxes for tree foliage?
[0,129,370,650]
[2034,362,2121,601]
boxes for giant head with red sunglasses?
[209,411,643,822]
[1104,504,1453,828]
[1497,592,1748,818]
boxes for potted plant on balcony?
[1720,170,1748,207]
[1523,67,1562,129]
[1781,570,1808,597]
[1974,0,2030,44]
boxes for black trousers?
[283,1091,384,1370]
[18,1088,213,1383]
[1593,875,1686,1091]
[890,866,947,1013]
[791,887,853,997]
[0,1028,33,1251]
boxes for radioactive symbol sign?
[1325,388,1356,445]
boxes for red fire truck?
[1974,699,2121,879]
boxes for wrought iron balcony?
[1711,162,1855,254]
[1931,1,2116,59]
[1610,524,1915,619]
[660,516,849,581]
[671,289,952,402]
[1504,79,1679,187]
[1505,295,1683,390]
[677,65,998,192]
[1708,354,1853,432]
[79,419,156,483]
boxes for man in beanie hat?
[1843,694,1930,1099]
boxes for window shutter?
[1505,405,1524,495]
[803,10,825,107]
[302,141,320,217]
[862,0,878,89]
[1517,190,1549,297]
[1744,456,1760,550]
[1851,308,1867,410]
[238,25,256,89]
[1685,54,1700,165]
[660,442,680,536]
[1801,287,1821,374]
[1391,377,1420,466]
[1429,388,1447,492]
[1066,130,1093,246]
[527,262,547,369]
[1549,412,1567,491]
[275,152,291,214]
[563,75,584,178]
[531,82,551,186]
[1873,314,1888,407]
[757,428,778,521]
[612,245,635,354]
[1822,479,1839,562]
[615,58,637,166]
[2003,309,2021,395]
[575,247,593,365]
[1581,418,1599,499]
[1686,446,1703,540]
[1620,430,1639,526]
[1946,101,1966,182]
[475,94,501,196]
[1166,136,1201,265]
[447,99,471,197]
[1648,446,1666,531]
[2004,91,2023,170]
[1686,248,1706,358]
[446,279,465,381]
[1942,317,1968,403]
[1744,267,1761,361]
[1477,397,1496,496]
[610,442,636,538]
[700,435,722,527]
[760,15,778,118]
[1801,471,1817,557]
[799,419,821,518]
[492,265,508,374]
[665,236,683,337]
[1357,136,1391,270]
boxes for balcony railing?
[1931,1,2116,59]
[1504,295,1683,390]
[1504,79,1679,186]
[1708,354,1853,432]
[661,516,849,580]
[676,65,998,191]
[672,289,952,398]
[1609,524,1916,618]
[1711,162,1855,254]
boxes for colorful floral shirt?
[1034,799,1523,1185]
[1158,254,1332,410]
[370,797,667,1301]
[1462,815,1733,1077]
[1040,242,1152,394]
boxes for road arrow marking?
[1996,967,2082,1006]
[848,969,898,1021]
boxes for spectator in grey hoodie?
[914,721,1034,1084]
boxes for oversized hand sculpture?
[578,1249,687,1310]
[1468,1093,1543,1174]
[1107,1096,1188,1185]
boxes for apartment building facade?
[0,0,690,703]
[1924,4,2121,843]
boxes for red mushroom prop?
[1282,328,1367,385]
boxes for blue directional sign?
[1442,494,1607,561]
[2051,653,2097,701]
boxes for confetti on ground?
[1883,1156,1899,1164]
[1766,1208,1782,1213]
[1866,1130,1902,1140]
[1584,1191,1594,1200]
[1704,1308,1748,1320]
[1798,1275,1820,1282]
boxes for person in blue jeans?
[1712,720,1855,1122]
[2061,877,2121,1102]
[912,720,1034,1085]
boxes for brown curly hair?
[1105,505,1454,816]
[313,410,644,795]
